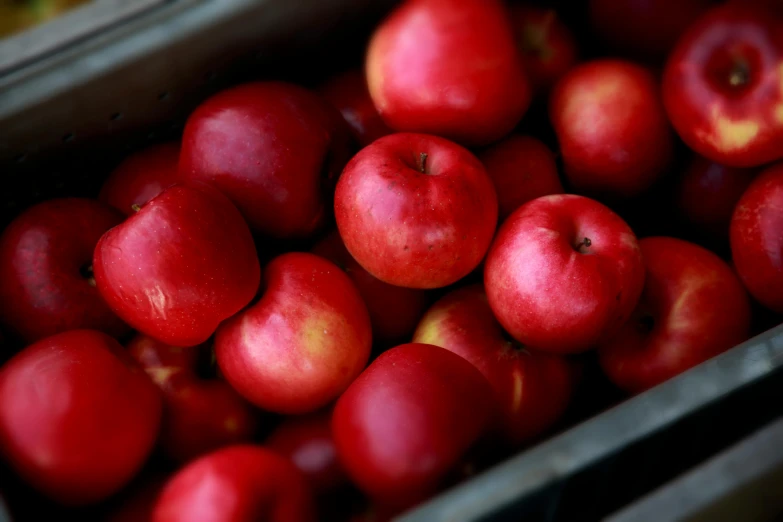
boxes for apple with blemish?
[484,194,645,354]
[320,70,391,147]
[663,4,783,168]
[413,285,572,445]
[215,252,372,414]
[599,237,751,393]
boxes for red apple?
[478,134,564,221]
[334,133,498,289]
[676,154,757,237]
[550,59,674,198]
[152,445,315,522]
[179,81,354,238]
[0,198,130,343]
[319,70,391,147]
[485,194,645,354]
[509,4,578,94]
[0,330,161,505]
[311,231,428,343]
[413,285,572,446]
[99,142,180,216]
[93,183,260,347]
[127,334,257,464]
[730,162,783,314]
[590,0,711,61]
[215,252,371,414]
[599,237,751,393]
[366,0,530,146]
[663,4,783,168]
[332,343,496,508]
[266,408,346,496]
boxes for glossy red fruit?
[662,5,783,168]
[152,445,315,522]
[99,142,180,216]
[366,0,530,146]
[413,285,572,445]
[179,82,354,238]
[311,231,428,343]
[332,343,496,508]
[509,5,578,94]
[216,253,371,414]
[319,70,392,147]
[730,162,783,313]
[334,133,498,289]
[94,184,260,347]
[266,409,346,496]
[590,0,711,61]
[485,194,645,354]
[550,59,673,198]
[676,154,757,237]
[0,330,161,505]
[599,237,751,393]
[478,134,563,221]
[0,198,129,343]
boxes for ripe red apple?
[127,334,257,464]
[334,133,498,289]
[152,445,315,522]
[366,0,530,146]
[663,4,783,168]
[332,343,496,508]
[590,0,711,61]
[599,237,751,393]
[508,4,578,94]
[730,162,783,314]
[311,231,428,343]
[99,142,180,216]
[0,198,130,343]
[215,252,371,414]
[550,59,674,198]
[413,285,573,446]
[0,330,161,505]
[676,154,757,237]
[179,81,354,238]
[478,134,564,221]
[319,70,391,147]
[266,408,346,496]
[93,183,260,347]
[485,194,645,354]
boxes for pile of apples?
[1,0,782,520]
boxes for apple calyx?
[728,59,750,88]
[80,263,97,287]
[131,204,141,212]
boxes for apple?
[508,4,578,94]
[152,445,315,522]
[127,334,257,464]
[215,252,371,414]
[662,4,783,168]
[0,330,161,505]
[365,0,530,146]
[319,70,391,147]
[589,0,711,61]
[484,194,645,354]
[478,134,564,222]
[334,133,498,289]
[311,230,428,344]
[93,183,260,347]
[676,154,757,238]
[599,237,751,393]
[332,343,496,508]
[99,142,180,216]
[730,162,783,314]
[0,198,130,343]
[413,285,573,446]
[179,81,354,238]
[550,59,674,198]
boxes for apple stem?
[729,60,750,87]
[575,237,592,253]
[81,264,97,287]
[418,152,428,174]
[131,204,141,212]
